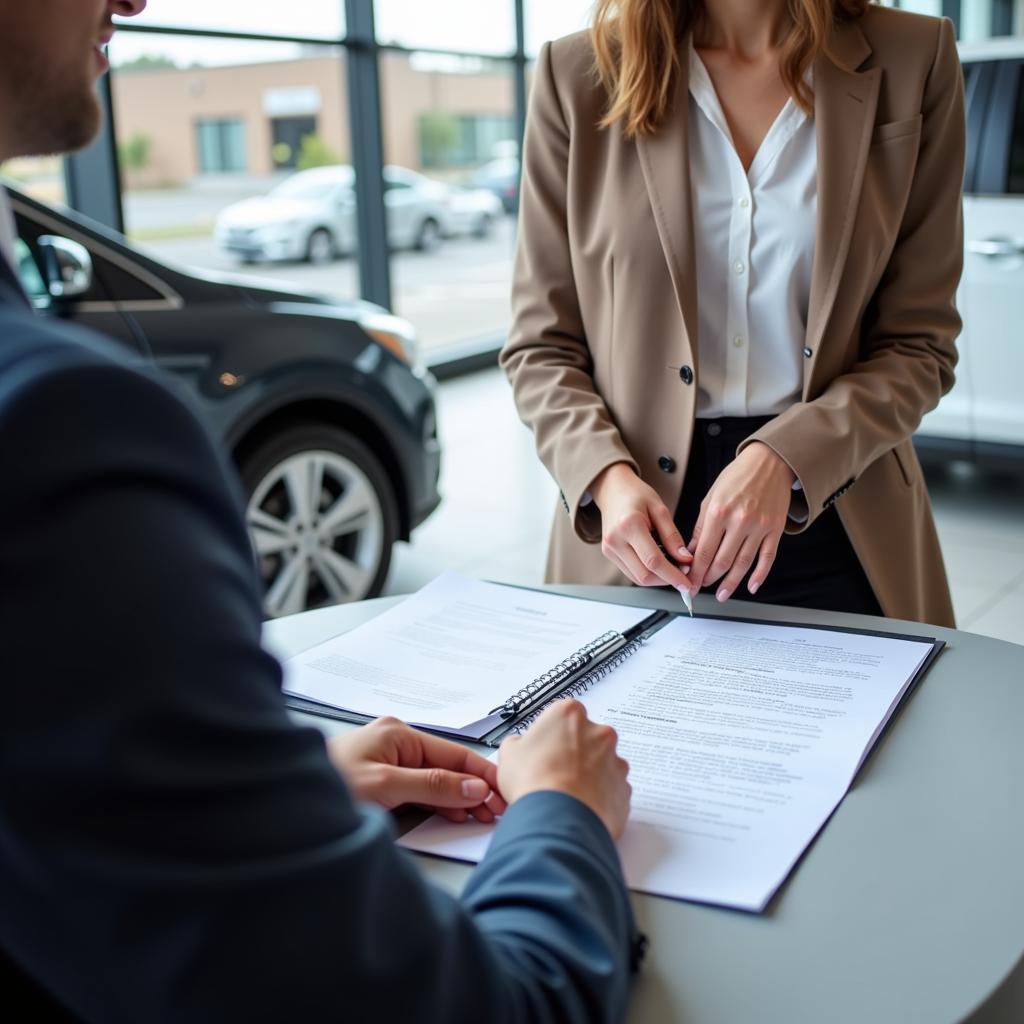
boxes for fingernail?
[749,580,760,594]
[717,587,730,602]
[681,565,691,575]
[677,546,689,559]
[461,779,489,801]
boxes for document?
[400,615,937,912]
[282,572,651,735]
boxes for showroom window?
[109,32,357,303]
[50,0,1024,368]
[381,51,517,356]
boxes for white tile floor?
[385,368,1024,647]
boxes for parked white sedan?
[440,185,504,239]
[215,165,450,265]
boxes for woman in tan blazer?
[500,0,963,626]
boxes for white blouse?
[688,46,817,419]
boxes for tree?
[296,134,343,171]
[115,53,178,71]
[119,133,152,173]
[419,112,460,168]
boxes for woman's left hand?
[687,441,796,602]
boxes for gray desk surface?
[263,586,1024,1024]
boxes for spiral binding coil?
[494,630,621,719]
[508,636,645,735]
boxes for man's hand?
[498,700,632,839]
[327,718,507,823]
[590,462,695,594]
[688,441,795,602]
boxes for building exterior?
[112,52,515,189]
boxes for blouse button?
[658,455,676,473]
[739,197,750,209]
[679,365,694,385]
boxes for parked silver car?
[215,165,450,265]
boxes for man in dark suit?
[0,3,641,1021]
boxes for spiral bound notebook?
[281,573,669,745]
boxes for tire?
[414,217,442,253]
[305,227,335,265]
[239,424,399,618]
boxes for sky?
[112,0,596,66]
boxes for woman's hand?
[327,717,507,824]
[590,462,694,592]
[688,442,795,602]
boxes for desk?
[264,587,1024,1024]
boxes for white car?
[440,185,504,238]
[917,39,1024,468]
[215,165,450,265]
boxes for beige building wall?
[113,54,512,189]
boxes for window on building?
[196,118,248,174]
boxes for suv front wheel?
[240,424,398,618]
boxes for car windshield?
[271,178,344,200]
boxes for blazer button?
[679,365,694,385]
[658,455,676,473]
[803,347,813,358]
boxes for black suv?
[7,184,441,617]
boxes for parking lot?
[126,185,517,356]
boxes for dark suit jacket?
[0,266,638,1023]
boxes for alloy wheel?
[247,449,385,618]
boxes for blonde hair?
[591,0,871,137]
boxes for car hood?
[217,196,323,229]
[229,274,386,319]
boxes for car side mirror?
[37,235,93,300]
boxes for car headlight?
[359,310,422,370]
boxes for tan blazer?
[500,6,964,628]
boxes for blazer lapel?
[805,22,880,381]
[635,45,700,370]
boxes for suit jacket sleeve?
[739,17,964,527]
[500,40,638,541]
[0,323,637,1023]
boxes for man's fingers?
[385,765,494,809]
[748,534,781,595]
[415,731,500,790]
